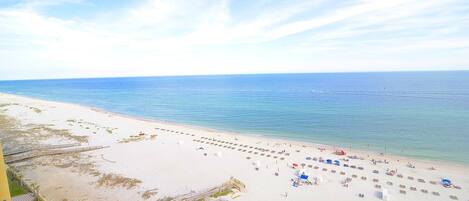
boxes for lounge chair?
[432,192,440,196]
[449,195,458,200]
[421,189,428,193]
[410,187,417,191]
[386,181,393,186]
[399,190,406,194]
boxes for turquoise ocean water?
[1,72,468,164]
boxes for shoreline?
[1,92,469,170]
[0,92,469,170]
[1,92,468,200]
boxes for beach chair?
[410,187,417,191]
[399,190,406,194]
[417,178,425,183]
[449,195,458,200]
[372,178,379,182]
[432,192,440,196]
[373,170,379,174]
[386,181,393,186]
[420,189,428,193]
[399,184,406,189]
[374,184,381,189]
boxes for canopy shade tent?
[442,178,452,187]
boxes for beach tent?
[442,178,452,187]
[381,188,390,200]
[335,150,346,155]
[297,169,309,181]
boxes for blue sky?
[0,0,469,80]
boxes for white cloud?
[0,0,468,80]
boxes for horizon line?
[1,69,468,82]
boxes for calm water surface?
[1,72,468,163]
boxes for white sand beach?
[0,92,468,201]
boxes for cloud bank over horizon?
[1,0,469,80]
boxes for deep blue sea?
[1,72,469,164]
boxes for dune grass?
[8,174,28,196]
